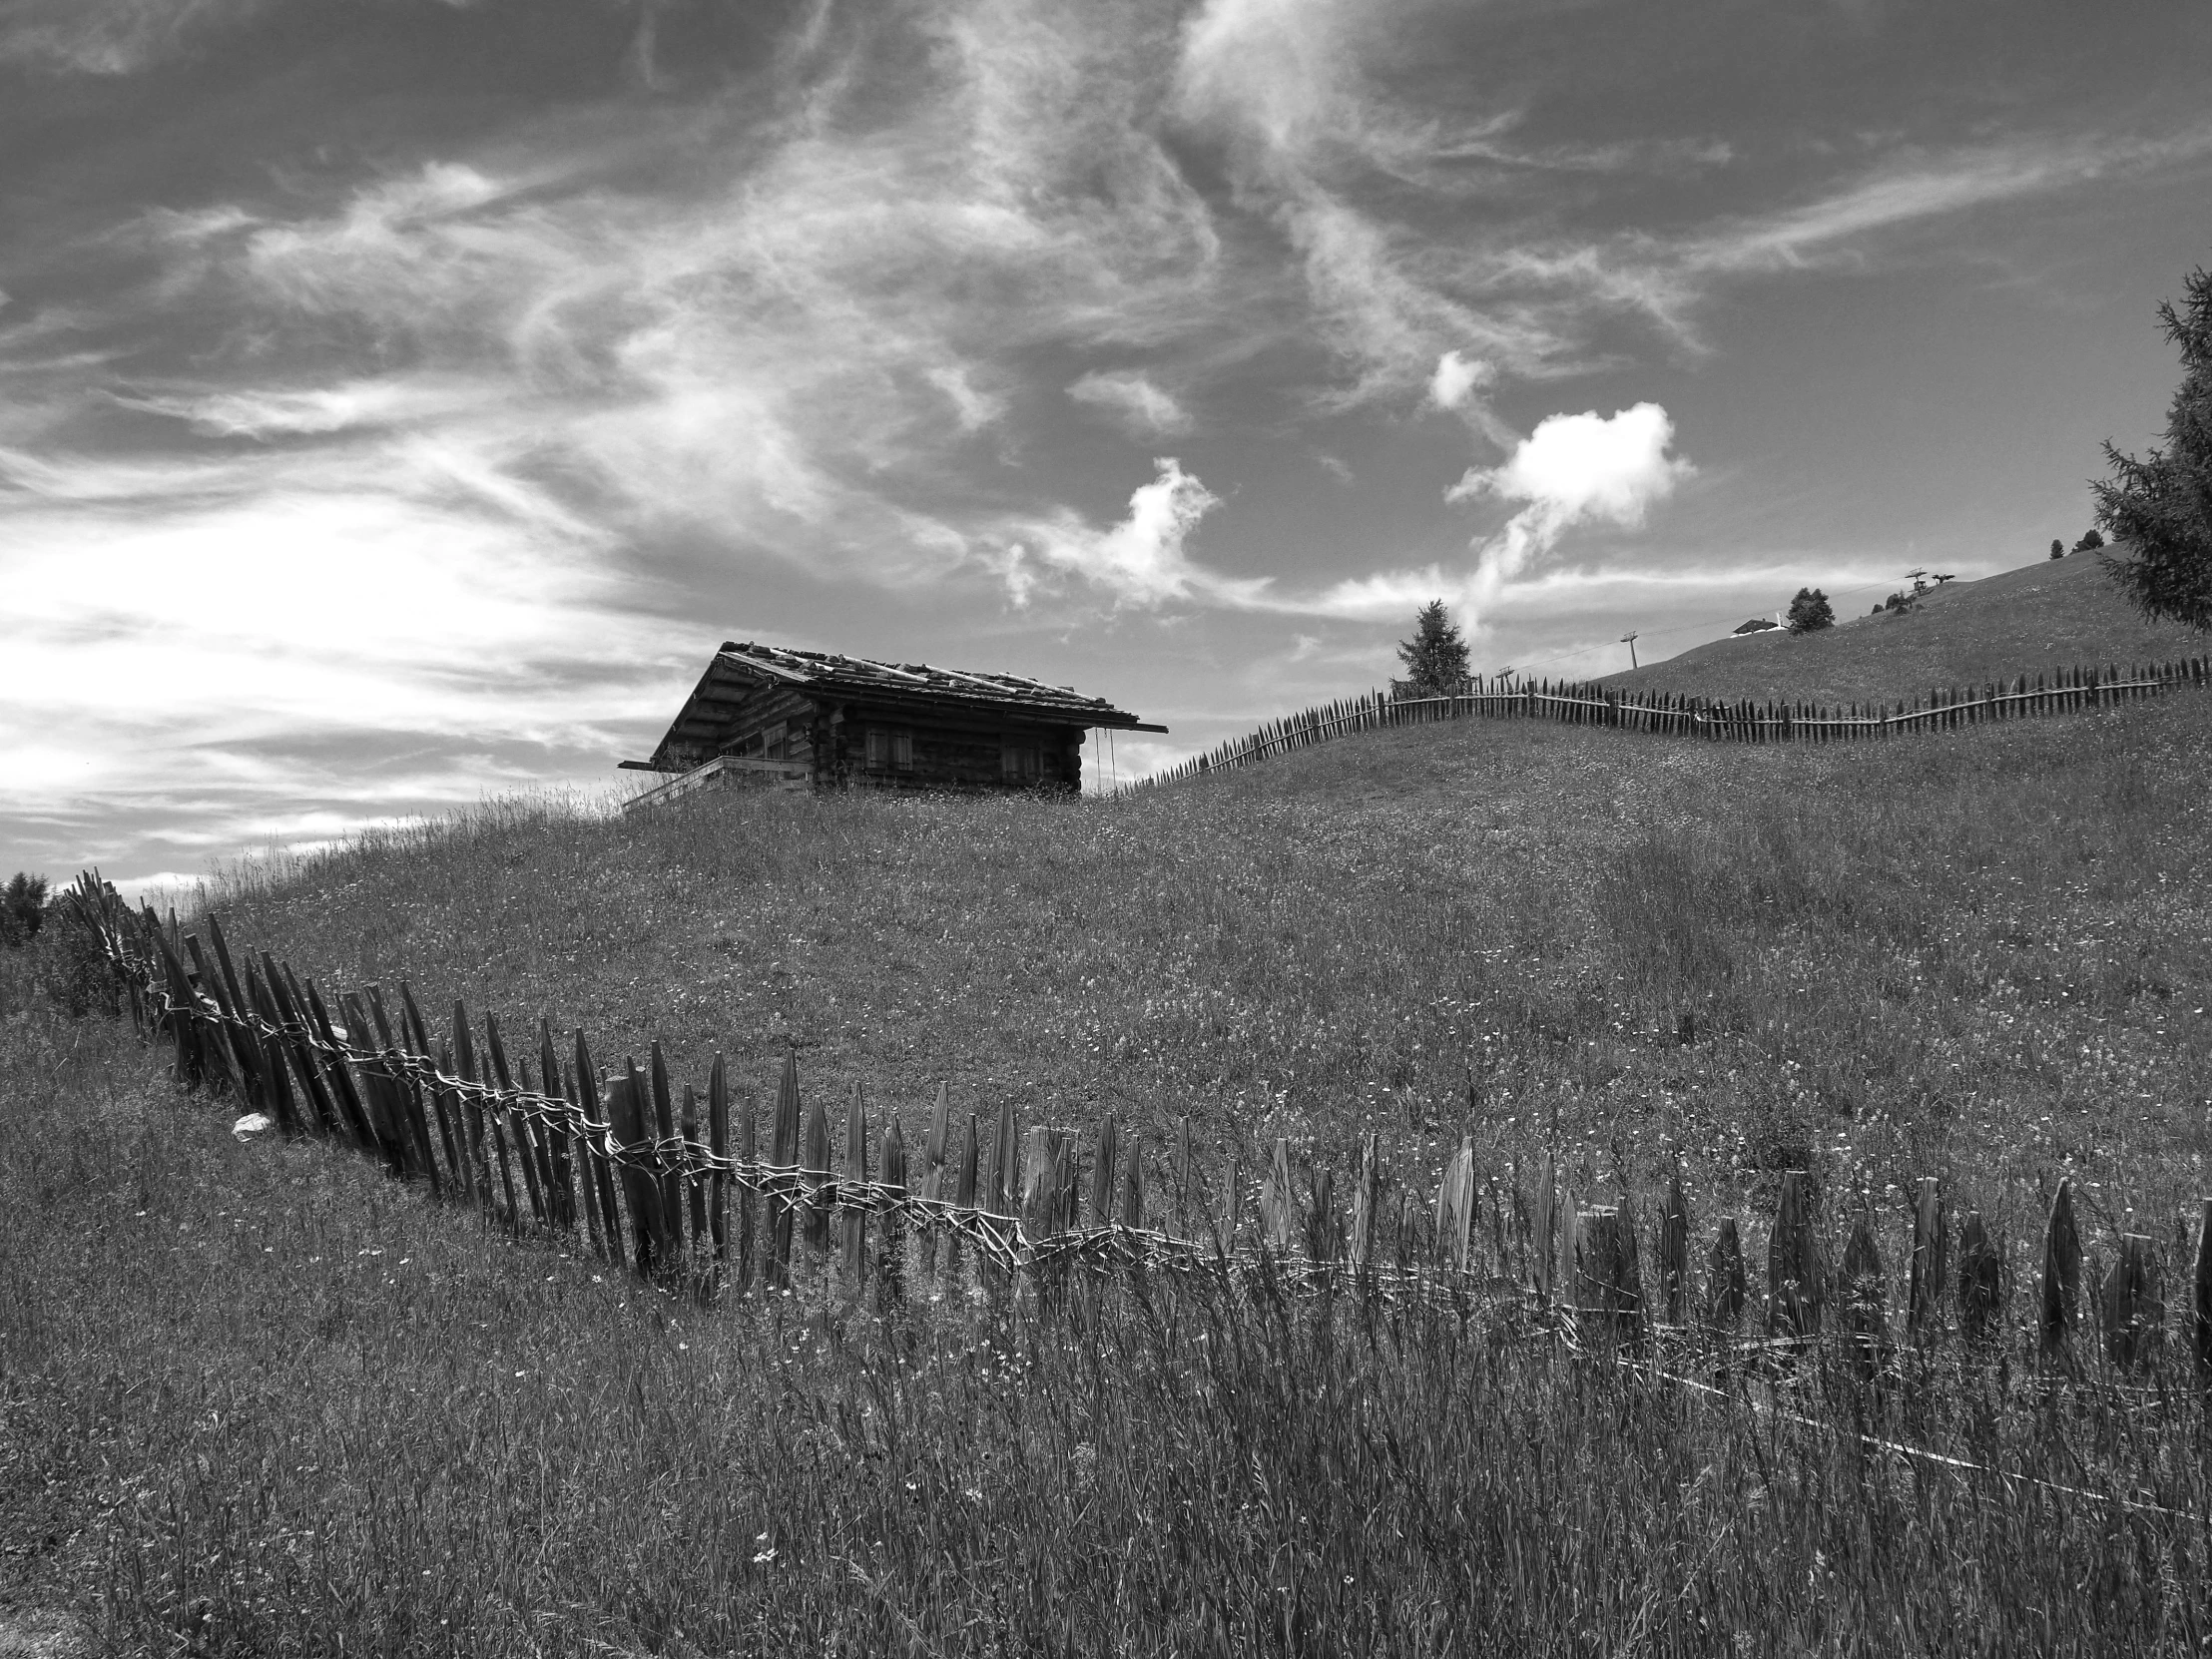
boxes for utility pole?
[1620,631,1639,670]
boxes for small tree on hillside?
[2050,538,2065,560]
[2094,262,2212,629]
[1785,588,1834,635]
[1391,599,1471,699]
[2072,528,2104,553]
[1,872,47,947]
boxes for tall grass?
[190,697,2212,1254]
[3,1012,2206,1655]
[9,696,2212,1651]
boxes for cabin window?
[865,729,915,772]
[764,722,789,760]
[1000,740,1041,781]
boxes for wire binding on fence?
[58,870,2212,1431]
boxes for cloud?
[106,2,1231,579]
[1066,369,1194,435]
[1449,402,1693,596]
[0,446,671,877]
[1004,457,1264,608]
[0,0,489,73]
[926,365,1007,432]
[110,377,490,439]
[1684,128,2212,277]
[1173,0,1529,402]
[0,0,280,73]
[1426,349,1488,411]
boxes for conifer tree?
[0,872,47,947]
[1390,599,1471,699]
[2095,263,2212,628]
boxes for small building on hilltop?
[619,641,1164,808]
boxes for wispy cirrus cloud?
[1680,126,2212,276]
[0,0,282,73]
[1067,369,1194,435]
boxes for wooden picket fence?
[64,874,2212,1394]
[1139,654,2212,790]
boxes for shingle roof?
[631,640,1156,772]
[713,641,1138,720]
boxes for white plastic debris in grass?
[232,1112,274,1142]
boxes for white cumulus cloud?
[1449,402,1692,598]
[1426,349,1488,411]
[1005,457,1262,609]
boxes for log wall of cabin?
[681,680,1092,794]
[707,686,822,769]
[823,701,1084,793]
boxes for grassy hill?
[7,677,2212,1652]
[103,685,2212,1231]
[1605,549,2208,707]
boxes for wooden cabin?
[619,641,1164,808]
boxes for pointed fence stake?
[1907,1176,1947,1347]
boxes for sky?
[4,0,2208,890]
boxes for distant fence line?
[1138,655,2212,790]
[64,875,2212,1400]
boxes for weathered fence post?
[1656,1169,1690,1325]
[648,1042,683,1265]
[734,1079,757,1295]
[876,1117,907,1315]
[681,1081,710,1297]
[1532,1154,1557,1303]
[572,1031,616,1261]
[1704,1218,1747,1331]
[1956,1210,2002,1349]
[1260,1137,1296,1256]
[2099,1226,2161,1373]
[766,1051,800,1292]
[1840,1206,1889,1378]
[981,1100,1018,1300]
[606,1062,659,1279]
[1573,1206,1643,1343]
[802,1082,832,1265]
[540,1019,577,1231]
[2195,1199,2212,1387]
[947,1113,978,1284]
[1907,1176,1946,1346]
[486,1012,546,1228]
[1086,1114,1118,1320]
[1434,1139,1474,1274]
[1175,1116,1193,1241]
[1020,1124,1066,1311]
[707,1054,731,1296]
[1305,1164,1340,1268]
[920,1081,951,1278]
[1767,1171,1824,1339]
[2039,1178,2081,1363]
[1351,1133,1379,1284]
[841,1084,869,1299]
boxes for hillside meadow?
[6,690,2212,1653]
[1604,551,2209,710]
[177,688,2212,1247]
